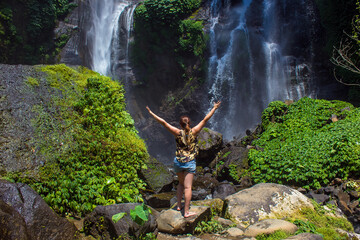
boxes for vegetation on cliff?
[0,0,76,64]
[133,0,207,86]
[315,0,360,103]
[6,64,148,217]
[248,97,360,189]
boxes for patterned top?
[175,130,199,163]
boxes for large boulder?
[210,143,250,184]
[0,199,30,240]
[223,183,314,227]
[83,203,157,239]
[156,206,210,234]
[140,156,174,193]
[197,128,223,165]
[0,180,77,240]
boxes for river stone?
[0,179,77,240]
[156,206,210,234]
[244,219,298,237]
[224,183,314,227]
[83,203,157,240]
[284,233,324,240]
[226,227,244,237]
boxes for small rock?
[156,206,211,234]
[226,227,244,237]
[350,191,360,200]
[213,216,235,227]
[349,200,360,211]
[192,189,209,200]
[244,219,298,237]
[284,232,323,240]
[323,186,335,195]
[308,191,329,204]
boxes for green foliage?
[249,97,360,189]
[261,101,288,130]
[130,204,151,226]
[135,0,201,26]
[178,19,208,57]
[293,220,320,235]
[0,0,76,64]
[133,0,206,85]
[8,64,148,217]
[112,212,127,223]
[291,203,353,240]
[194,217,224,234]
[256,230,291,240]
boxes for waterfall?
[86,0,136,77]
[207,0,316,140]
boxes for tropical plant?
[249,97,360,189]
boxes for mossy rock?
[140,157,174,193]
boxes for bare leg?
[176,171,185,210]
[183,172,196,217]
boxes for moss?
[256,230,291,240]
[283,202,353,240]
[25,77,39,86]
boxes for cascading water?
[207,0,316,140]
[86,0,136,77]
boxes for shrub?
[249,97,360,189]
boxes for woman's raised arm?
[146,106,181,136]
[192,101,221,135]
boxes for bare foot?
[177,206,182,211]
[184,212,197,218]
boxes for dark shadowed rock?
[146,192,175,208]
[83,203,157,239]
[193,175,219,192]
[192,189,209,200]
[212,183,237,200]
[0,199,30,240]
[0,180,77,240]
[307,191,330,204]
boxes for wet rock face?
[0,64,50,174]
[0,180,77,240]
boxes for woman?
[146,101,221,218]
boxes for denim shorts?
[173,157,196,174]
